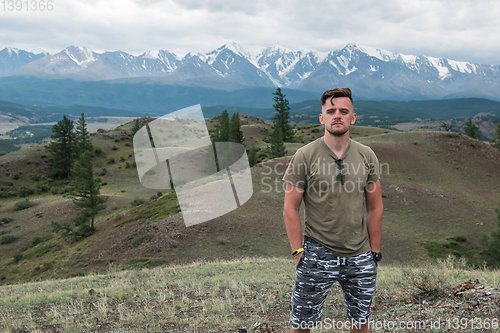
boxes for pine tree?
[271,88,294,141]
[71,151,107,229]
[131,118,142,136]
[490,123,500,150]
[213,110,230,142]
[48,115,76,178]
[463,117,480,139]
[75,112,93,158]
[481,203,500,267]
[440,121,452,132]
[229,112,245,144]
[267,125,287,159]
[248,146,258,167]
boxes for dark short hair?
[320,88,353,106]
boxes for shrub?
[108,157,115,164]
[452,235,467,242]
[73,224,96,238]
[1,234,18,245]
[13,172,21,180]
[114,138,120,142]
[401,264,449,297]
[19,185,34,197]
[120,156,125,161]
[132,234,155,248]
[100,168,107,176]
[125,162,130,168]
[0,217,14,225]
[51,220,95,239]
[36,181,50,193]
[13,250,23,263]
[30,236,44,247]
[131,198,145,206]
[94,147,103,155]
[58,186,73,194]
[112,145,118,150]
[14,199,34,211]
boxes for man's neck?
[323,131,350,159]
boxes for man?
[282,88,383,332]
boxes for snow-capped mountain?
[0,47,48,76]
[1,43,499,100]
[300,43,500,98]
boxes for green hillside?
[0,117,498,285]
[1,116,500,331]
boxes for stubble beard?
[326,125,349,137]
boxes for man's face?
[319,97,357,136]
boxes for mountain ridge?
[1,43,499,100]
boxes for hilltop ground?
[1,115,500,286]
[0,115,500,331]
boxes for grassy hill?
[1,115,500,331]
[0,118,500,283]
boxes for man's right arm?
[283,182,305,265]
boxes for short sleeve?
[366,148,380,184]
[282,150,308,189]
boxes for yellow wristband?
[291,248,304,257]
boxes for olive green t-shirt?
[282,137,380,257]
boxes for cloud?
[0,0,499,64]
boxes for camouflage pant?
[290,236,377,330]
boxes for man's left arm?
[365,180,383,253]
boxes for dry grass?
[0,256,499,332]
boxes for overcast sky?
[1,0,499,65]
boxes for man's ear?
[319,113,324,124]
[351,113,357,125]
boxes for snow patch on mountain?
[7,47,19,57]
[144,50,160,59]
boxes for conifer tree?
[229,112,245,144]
[463,117,480,139]
[248,146,258,167]
[48,115,76,178]
[440,121,452,132]
[213,110,230,142]
[490,123,500,150]
[211,110,230,170]
[267,125,287,159]
[271,88,294,141]
[75,112,93,158]
[71,150,107,229]
[131,118,142,136]
[481,203,500,267]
